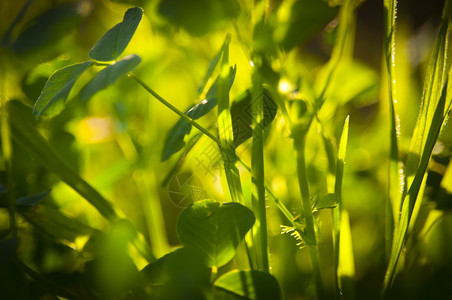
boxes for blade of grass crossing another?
[217,35,244,204]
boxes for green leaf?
[80,54,141,100]
[89,7,143,62]
[161,66,236,161]
[312,193,338,213]
[15,190,50,207]
[215,270,282,300]
[177,200,255,267]
[141,247,210,300]
[198,38,224,94]
[33,61,92,117]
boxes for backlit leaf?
[89,7,143,62]
[33,61,92,117]
[80,54,141,100]
[177,200,255,267]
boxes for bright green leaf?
[177,200,255,267]
[33,61,92,117]
[80,54,141,100]
[89,7,143,62]
[215,270,282,300]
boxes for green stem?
[251,70,269,272]
[294,136,324,299]
[129,74,222,146]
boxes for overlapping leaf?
[80,54,141,100]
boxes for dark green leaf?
[177,200,255,267]
[140,247,210,300]
[80,54,141,100]
[33,61,92,117]
[215,270,282,300]
[15,190,50,207]
[278,0,338,50]
[161,66,236,161]
[89,7,143,61]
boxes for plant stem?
[129,74,222,146]
[250,68,269,272]
[294,135,324,299]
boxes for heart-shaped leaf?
[215,270,282,300]
[89,7,143,61]
[33,61,92,117]
[80,54,141,100]
[177,200,255,268]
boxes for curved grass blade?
[80,54,141,100]
[215,270,282,300]
[89,7,143,62]
[177,200,255,268]
[384,80,450,295]
[383,0,452,294]
[33,61,92,117]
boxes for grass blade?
[333,116,354,299]
[383,0,452,294]
[216,35,244,204]
[382,0,402,263]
